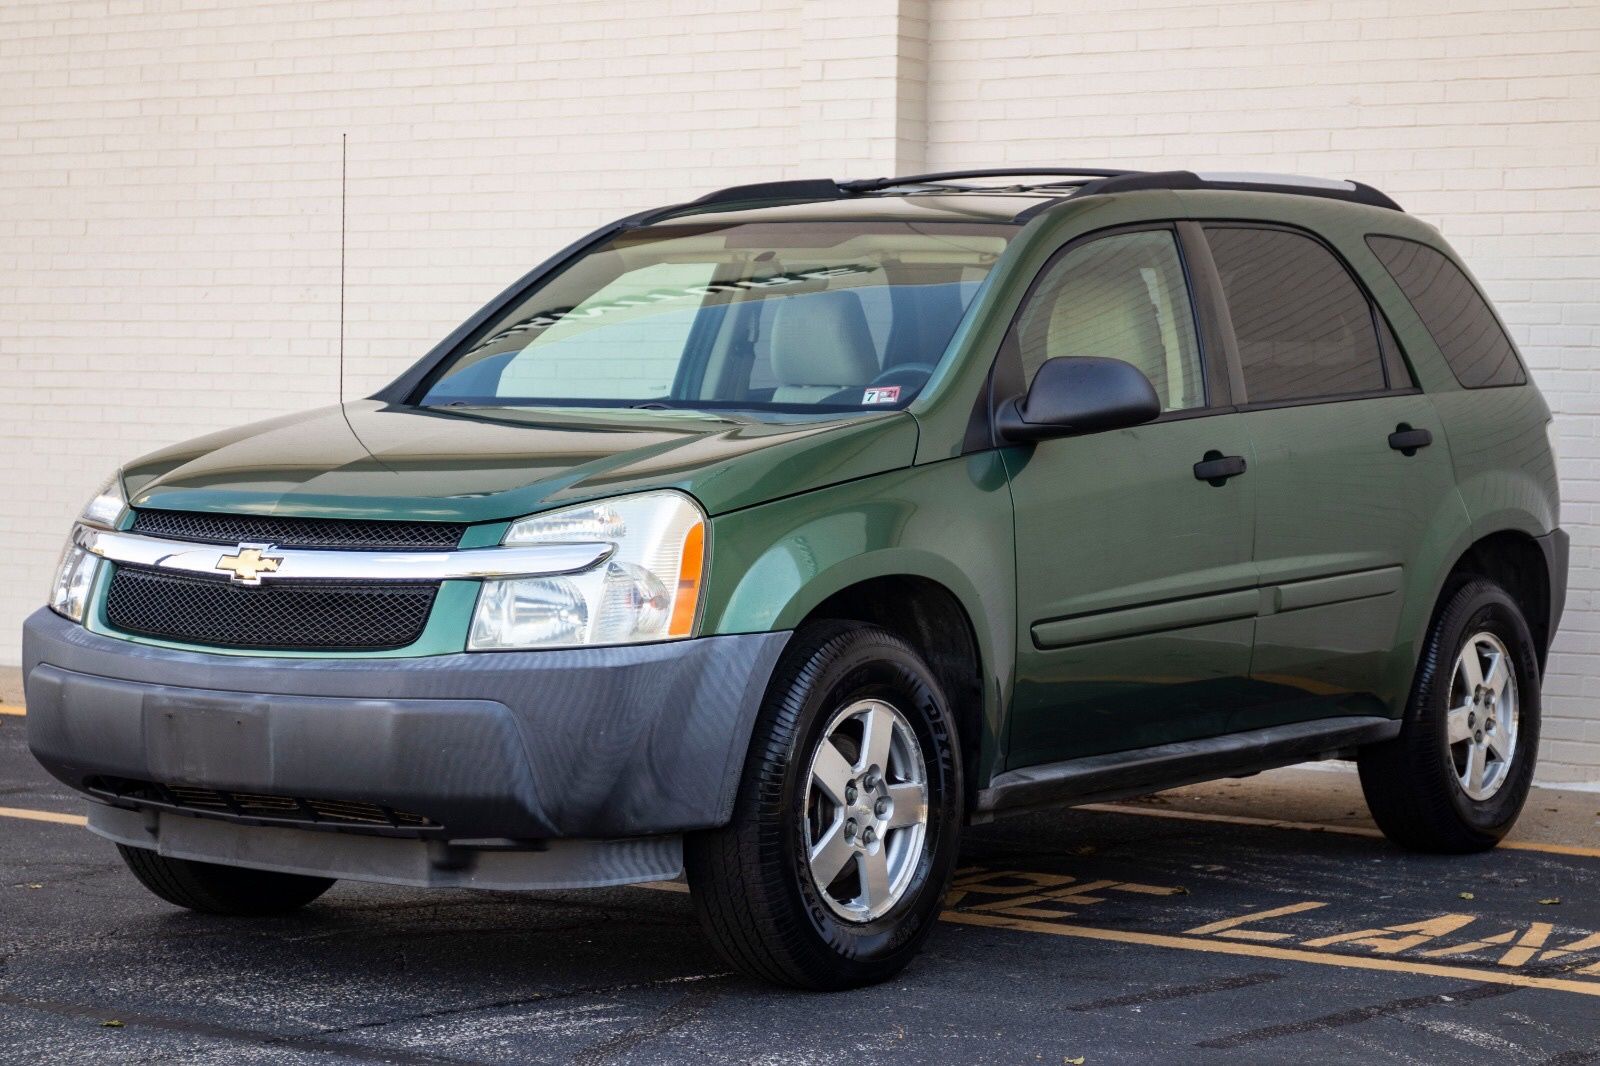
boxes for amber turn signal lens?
[668,521,705,638]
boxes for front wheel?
[118,845,335,915]
[686,622,964,990]
[1358,577,1542,853]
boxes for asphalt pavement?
[3,703,1598,1065]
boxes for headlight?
[49,528,99,623]
[468,491,706,650]
[80,475,127,530]
[48,474,126,623]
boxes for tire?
[118,844,335,915]
[685,621,964,990]
[1358,577,1541,853]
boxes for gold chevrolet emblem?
[216,543,284,585]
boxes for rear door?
[1200,224,1462,719]
[1003,225,1261,769]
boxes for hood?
[121,401,920,523]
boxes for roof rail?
[1073,170,1402,211]
[839,167,1134,193]
[653,169,1129,222]
[665,167,1403,221]
[680,178,847,210]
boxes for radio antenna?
[338,132,347,404]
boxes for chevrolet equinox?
[25,168,1567,990]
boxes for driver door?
[1003,225,1261,768]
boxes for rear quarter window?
[1366,235,1527,388]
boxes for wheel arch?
[700,457,1020,794]
[794,572,989,811]
[1439,529,1553,668]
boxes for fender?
[699,454,1018,782]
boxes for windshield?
[420,221,1014,411]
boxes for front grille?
[106,565,437,651]
[86,777,439,836]
[131,509,467,551]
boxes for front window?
[1012,229,1205,412]
[420,221,1014,411]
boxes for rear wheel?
[685,622,963,990]
[1358,578,1541,853]
[118,844,335,915]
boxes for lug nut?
[844,819,857,841]
[862,827,877,845]
[875,797,890,818]
[845,784,858,804]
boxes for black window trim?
[1193,219,1423,413]
[1363,231,1529,392]
[981,220,1231,448]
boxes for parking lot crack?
[0,991,480,1065]
[1196,981,1518,1048]
[305,971,729,1044]
[566,980,728,1065]
[1067,971,1281,1011]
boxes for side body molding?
[1032,567,1404,650]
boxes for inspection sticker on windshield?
[863,386,901,404]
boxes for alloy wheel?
[1447,631,1520,801]
[803,698,930,922]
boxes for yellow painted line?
[0,705,24,717]
[0,806,86,827]
[1078,802,1600,860]
[1185,901,1327,937]
[3,798,1594,862]
[0,780,1592,863]
[942,910,1600,998]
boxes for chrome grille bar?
[79,527,611,583]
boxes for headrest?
[1044,265,1168,405]
[768,290,881,388]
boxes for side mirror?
[996,357,1161,442]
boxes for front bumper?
[23,609,788,883]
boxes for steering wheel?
[864,362,937,394]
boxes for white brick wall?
[799,0,928,174]
[3,0,1598,780]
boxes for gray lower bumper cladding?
[88,803,683,891]
[23,609,789,883]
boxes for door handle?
[1194,452,1247,486]
[1388,424,1433,456]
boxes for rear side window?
[1367,235,1526,388]
[1206,226,1387,404]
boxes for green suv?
[25,168,1567,989]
